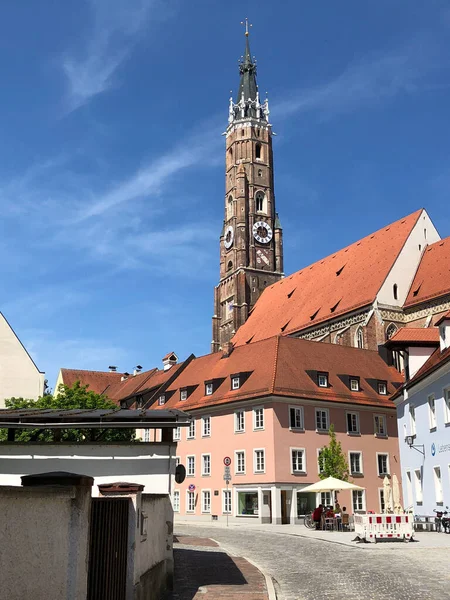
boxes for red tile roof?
[392,344,450,400]
[404,237,450,307]
[436,310,450,326]
[60,369,123,395]
[155,336,402,411]
[232,210,423,346]
[386,327,440,347]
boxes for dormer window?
[158,394,166,405]
[232,376,240,390]
[180,389,188,401]
[318,373,328,388]
[350,378,360,392]
[378,381,387,395]
[205,382,213,396]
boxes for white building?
[390,315,450,514]
[0,312,45,407]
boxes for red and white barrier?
[354,514,414,543]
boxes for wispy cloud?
[272,35,448,120]
[62,0,162,111]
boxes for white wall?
[0,484,91,600]
[377,210,440,307]
[409,346,436,378]
[0,443,177,495]
[0,312,45,407]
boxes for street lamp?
[405,435,425,457]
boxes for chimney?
[109,365,117,372]
[162,352,178,371]
[222,341,234,358]
[121,372,130,382]
[133,365,143,376]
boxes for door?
[281,490,290,524]
[87,497,129,600]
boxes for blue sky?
[1,0,450,390]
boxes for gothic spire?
[237,21,257,103]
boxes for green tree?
[0,381,135,443]
[318,424,349,481]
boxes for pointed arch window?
[386,323,398,340]
[255,143,262,160]
[255,191,265,213]
[355,327,364,349]
[227,195,233,219]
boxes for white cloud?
[62,0,162,110]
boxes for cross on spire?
[241,17,252,37]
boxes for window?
[349,452,362,475]
[188,420,195,439]
[428,394,436,429]
[386,323,398,340]
[410,404,416,435]
[158,395,165,405]
[235,410,245,433]
[356,327,364,349]
[377,453,389,476]
[414,469,423,503]
[346,412,360,434]
[237,491,258,516]
[379,489,385,513]
[255,191,265,212]
[173,427,181,441]
[291,448,305,473]
[320,491,332,507]
[180,389,187,401]
[378,381,387,395]
[187,491,195,512]
[254,449,265,473]
[202,490,211,513]
[434,467,443,504]
[143,429,150,442]
[393,284,398,300]
[202,416,211,437]
[205,383,213,396]
[227,195,233,219]
[232,376,240,390]
[374,414,387,437]
[223,490,232,514]
[253,407,264,430]
[289,406,304,430]
[315,409,329,432]
[317,373,328,387]
[258,168,262,177]
[187,455,195,476]
[445,389,450,424]
[352,490,365,512]
[350,378,359,392]
[255,143,261,159]
[202,454,211,476]
[235,450,245,474]
[173,490,180,512]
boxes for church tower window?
[227,195,233,219]
[355,327,364,349]
[255,143,261,159]
[227,261,233,272]
[255,191,265,213]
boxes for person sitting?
[325,506,335,518]
[312,504,323,530]
[334,502,341,516]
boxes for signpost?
[223,457,232,527]
[188,483,196,492]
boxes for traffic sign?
[223,456,232,466]
[188,484,196,492]
[223,466,231,481]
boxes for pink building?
[153,336,403,524]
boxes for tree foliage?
[0,381,135,443]
[318,424,349,481]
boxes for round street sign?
[223,456,232,466]
[188,484,196,492]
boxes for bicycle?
[303,511,315,529]
[433,508,448,532]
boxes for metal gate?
[87,497,129,600]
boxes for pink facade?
[173,397,401,524]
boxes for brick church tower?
[212,23,284,352]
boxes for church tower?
[212,21,284,352]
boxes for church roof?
[237,33,258,103]
[232,209,423,346]
[153,335,402,411]
[404,236,450,308]
[60,368,123,395]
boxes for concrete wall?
[397,361,450,514]
[0,312,45,407]
[0,442,177,495]
[0,484,91,600]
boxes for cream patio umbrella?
[300,476,365,494]
[392,474,402,514]
[383,475,393,513]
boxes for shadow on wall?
[164,548,247,600]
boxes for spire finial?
[241,17,252,37]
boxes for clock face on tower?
[252,221,273,244]
[224,225,234,249]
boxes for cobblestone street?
[174,523,450,600]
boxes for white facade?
[0,312,45,407]
[396,359,450,514]
[0,442,178,495]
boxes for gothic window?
[255,191,265,213]
[255,143,261,159]
[258,169,262,177]
[386,323,398,340]
[355,327,364,349]
[393,283,398,300]
[227,195,233,219]
[227,260,233,271]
